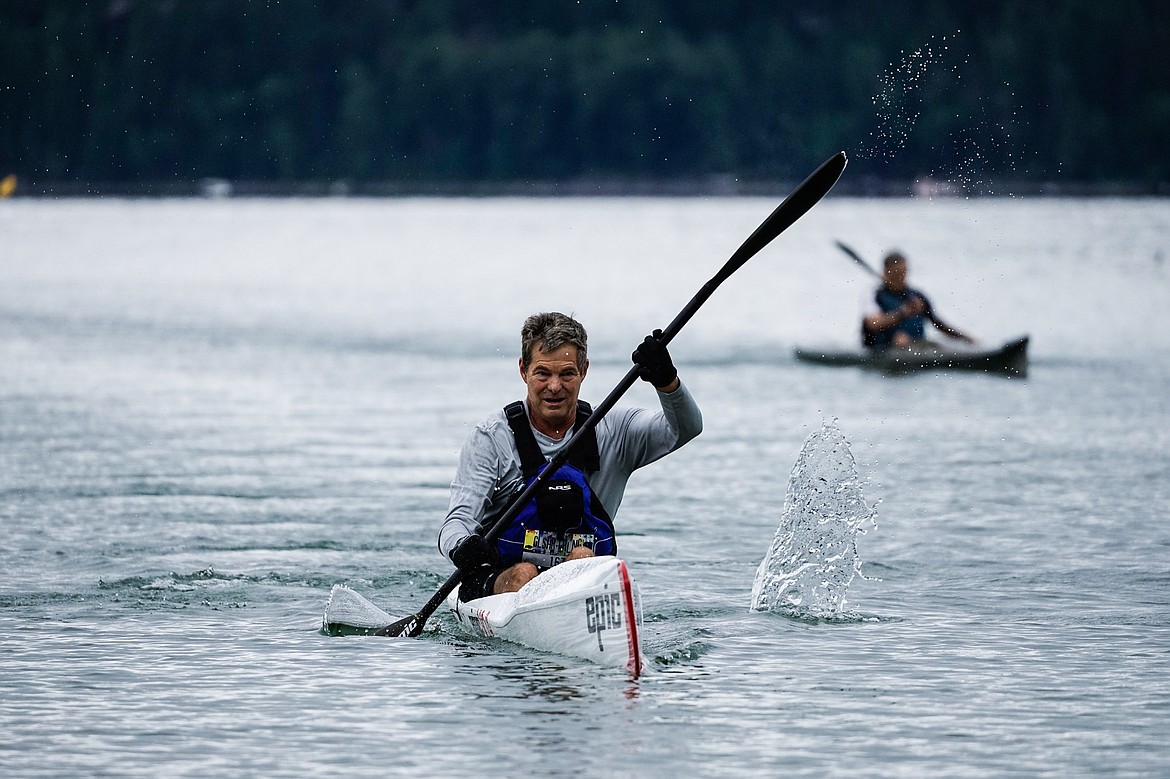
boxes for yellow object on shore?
[0,174,16,198]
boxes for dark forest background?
[2,0,1167,195]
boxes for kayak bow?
[323,556,645,677]
[446,556,644,676]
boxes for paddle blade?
[725,151,847,275]
[320,583,430,637]
[657,151,847,345]
[322,584,398,636]
[834,240,880,278]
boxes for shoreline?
[4,176,1167,199]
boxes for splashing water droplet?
[750,421,877,620]
[858,31,1025,196]
[857,35,952,162]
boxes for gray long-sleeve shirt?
[438,381,702,562]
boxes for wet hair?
[520,312,588,371]
[883,251,907,269]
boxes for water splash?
[858,34,961,162]
[929,92,1024,196]
[857,31,1025,196]
[750,421,876,620]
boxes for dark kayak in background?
[794,336,1029,378]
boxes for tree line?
[2,0,1167,193]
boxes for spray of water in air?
[857,34,960,163]
[750,421,877,621]
[856,31,1023,196]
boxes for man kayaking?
[439,312,702,601]
[861,251,976,349]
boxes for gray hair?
[520,312,588,371]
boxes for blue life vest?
[494,400,616,569]
[864,286,933,349]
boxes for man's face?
[883,260,908,291]
[520,343,587,436]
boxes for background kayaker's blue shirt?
[439,381,702,562]
[866,286,933,348]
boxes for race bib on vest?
[522,529,598,568]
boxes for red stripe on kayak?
[618,559,641,678]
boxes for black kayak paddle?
[375,151,848,638]
[834,239,881,278]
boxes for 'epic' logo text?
[585,593,623,651]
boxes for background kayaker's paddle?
[834,239,880,278]
[375,150,848,638]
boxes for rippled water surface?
[2,195,1169,777]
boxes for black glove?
[450,533,497,572]
[631,329,677,388]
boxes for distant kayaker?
[439,311,702,601]
[862,251,975,349]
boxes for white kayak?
[446,556,644,676]
[323,555,644,677]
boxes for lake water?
[2,192,1169,777]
